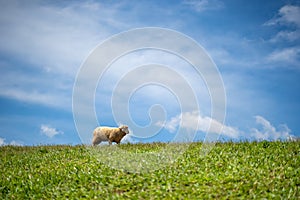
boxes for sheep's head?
[119,125,129,134]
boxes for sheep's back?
[94,127,118,137]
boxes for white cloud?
[266,47,300,66]
[265,5,300,43]
[9,140,23,146]
[156,111,240,139]
[250,116,296,141]
[0,86,71,109]
[265,5,300,27]
[279,5,300,27]
[270,30,300,42]
[0,137,23,146]
[264,5,300,68]
[0,137,5,146]
[121,134,139,144]
[157,112,297,142]
[40,124,63,138]
[183,0,224,12]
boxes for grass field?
[1,141,299,199]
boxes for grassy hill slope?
[1,141,299,199]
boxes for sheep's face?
[119,125,129,134]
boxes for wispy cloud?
[264,5,300,27]
[264,4,300,68]
[0,85,71,109]
[0,1,125,109]
[0,1,107,74]
[264,5,300,43]
[0,62,72,109]
[264,4,300,43]
[269,30,300,43]
[183,0,224,12]
[266,47,300,66]
[250,116,296,141]
[40,124,63,138]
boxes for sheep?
[92,125,129,146]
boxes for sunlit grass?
[1,141,299,199]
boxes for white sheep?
[92,125,129,146]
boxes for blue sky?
[0,0,299,146]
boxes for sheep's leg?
[92,137,101,146]
[108,140,112,145]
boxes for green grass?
[0,141,299,199]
